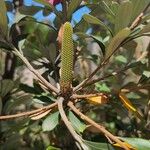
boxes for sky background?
[7,0,91,25]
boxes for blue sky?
[7,0,91,25]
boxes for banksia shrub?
[60,22,73,95]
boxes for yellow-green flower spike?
[60,22,73,94]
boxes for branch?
[72,93,107,99]
[83,64,133,88]
[57,97,88,150]
[130,2,150,30]
[13,48,59,94]
[121,84,150,93]
[68,101,130,150]
[0,102,57,120]
[73,46,120,92]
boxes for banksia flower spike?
[60,22,74,95]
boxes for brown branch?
[68,101,130,150]
[72,93,107,99]
[0,102,57,120]
[121,84,150,93]
[13,48,59,94]
[130,12,144,30]
[57,97,88,149]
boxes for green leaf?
[0,0,8,36]
[4,94,32,113]
[115,1,133,33]
[84,140,113,150]
[110,2,119,16]
[0,80,15,98]
[46,146,61,150]
[69,111,86,133]
[121,137,150,150]
[105,28,131,60]
[19,6,43,15]
[95,83,111,93]
[67,0,82,20]
[42,111,59,131]
[45,43,56,64]
[115,55,127,63]
[91,35,105,55]
[83,14,112,35]
[131,0,150,22]
[143,70,150,78]
[102,1,115,16]
[33,0,61,18]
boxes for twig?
[13,48,59,94]
[57,97,88,150]
[72,93,107,99]
[68,101,130,150]
[83,64,133,88]
[130,3,150,30]
[73,58,123,92]
[73,62,105,92]
[73,43,122,92]
[130,12,144,30]
[0,102,57,120]
[121,84,150,93]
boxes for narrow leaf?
[83,14,112,35]
[84,140,113,150]
[46,146,61,150]
[91,35,105,55]
[0,80,14,98]
[67,0,82,20]
[131,0,150,22]
[120,137,150,150]
[86,95,108,105]
[19,6,43,15]
[102,1,115,16]
[0,0,8,36]
[69,111,86,133]
[105,28,131,60]
[115,1,133,33]
[42,111,59,131]
[119,92,143,119]
[113,141,136,150]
